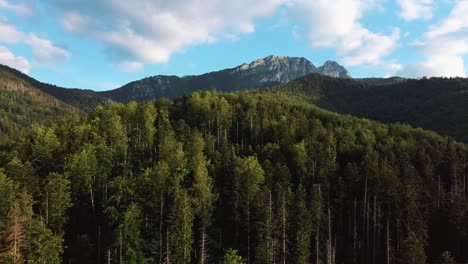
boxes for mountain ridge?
[101,55,351,102]
[0,55,351,104]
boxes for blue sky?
[0,0,467,91]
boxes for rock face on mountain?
[317,60,352,78]
[102,55,351,102]
[234,55,318,83]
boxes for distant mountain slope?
[101,55,351,102]
[0,65,111,110]
[276,73,468,142]
[1,56,352,106]
[0,67,72,147]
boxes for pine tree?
[167,171,193,264]
[189,131,217,264]
[292,184,312,264]
[234,156,265,264]
[44,172,72,233]
[400,231,426,264]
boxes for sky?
[0,0,467,91]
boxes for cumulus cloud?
[290,0,401,75]
[398,1,468,77]
[50,0,289,71]
[0,45,30,73]
[0,18,70,65]
[396,0,434,21]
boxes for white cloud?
[0,45,30,73]
[0,0,33,16]
[116,61,144,72]
[290,0,401,74]
[0,18,70,65]
[396,0,434,21]
[426,1,468,38]
[51,0,289,71]
[398,1,468,77]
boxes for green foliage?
[25,218,63,264]
[400,231,427,264]
[44,172,71,233]
[276,73,468,142]
[0,90,467,263]
[292,185,312,264]
[222,249,245,264]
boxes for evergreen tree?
[234,156,265,263]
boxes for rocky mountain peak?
[318,60,352,78]
[235,55,317,83]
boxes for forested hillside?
[277,74,468,142]
[0,90,466,263]
[0,65,111,110]
[0,68,72,151]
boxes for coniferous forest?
[1,89,467,263]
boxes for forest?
[276,74,468,142]
[0,90,467,263]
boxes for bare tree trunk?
[327,197,332,264]
[366,198,370,264]
[98,225,101,262]
[386,219,390,264]
[377,205,381,255]
[166,229,170,264]
[200,232,206,264]
[438,174,441,208]
[373,196,376,264]
[250,116,253,145]
[269,191,274,263]
[316,185,322,264]
[120,230,123,264]
[282,193,286,264]
[236,120,239,145]
[160,193,164,264]
[247,197,251,264]
[107,249,111,264]
[353,198,357,264]
[396,218,400,255]
[89,183,95,212]
[316,221,320,264]
[363,176,368,264]
[464,156,466,199]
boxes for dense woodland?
[0,69,72,150]
[277,74,468,142]
[0,90,467,263]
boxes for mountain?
[276,73,468,142]
[101,55,351,102]
[0,56,351,105]
[317,60,352,78]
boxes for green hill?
[0,67,73,149]
[276,73,468,142]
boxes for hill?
[0,65,111,110]
[276,73,468,142]
[0,67,73,149]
